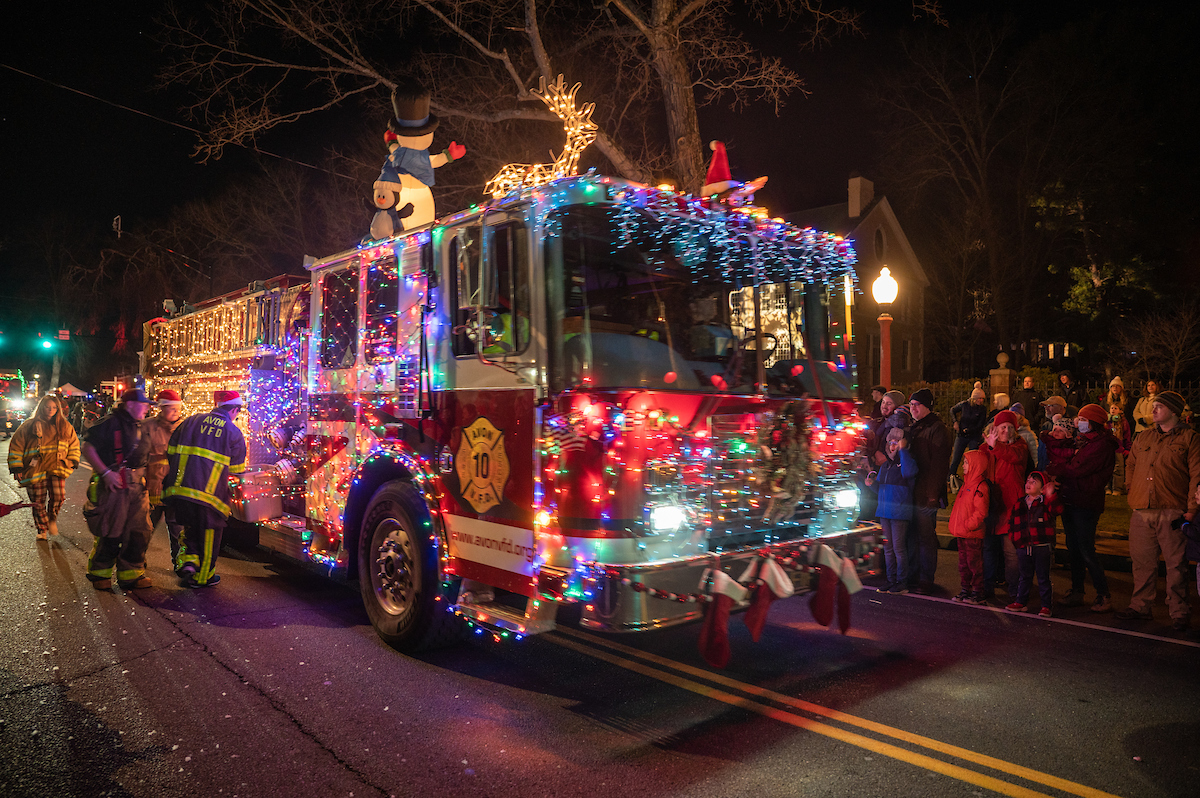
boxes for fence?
[888,376,1200,422]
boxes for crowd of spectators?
[861,374,1200,631]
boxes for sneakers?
[1005,602,1029,613]
[1172,617,1190,632]
[184,573,221,589]
[1115,607,1152,621]
[877,582,895,593]
[1038,607,1053,618]
[118,576,153,590]
[1061,591,1086,607]
[1091,595,1113,613]
[964,593,987,605]
[952,591,971,603]
[889,584,909,595]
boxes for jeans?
[1061,505,1109,598]
[949,434,983,480]
[983,532,1020,595]
[879,517,909,585]
[151,503,185,570]
[1015,543,1054,608]
[907,506,940,587]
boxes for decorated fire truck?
[143,173,879,653]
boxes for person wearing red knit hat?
[1043,403,1117,612]
[978,408,1027,600]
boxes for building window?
[874,228,885,263]
[903,339,912,373]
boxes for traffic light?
[41,339,52,349]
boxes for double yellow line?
[548,628,1122,798]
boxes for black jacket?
[84,407,149,471]
[909,412,951,507]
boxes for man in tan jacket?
[1120,390,1200,630]
[146,390,185,568]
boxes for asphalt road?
[2,459,1198,798]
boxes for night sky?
[1,1,1194,339]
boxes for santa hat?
[697,568,748,669]
[155,389,183,407]
[740,557,795,642]
[701,141,736,196]
[214,390,244,407]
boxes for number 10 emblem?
[455,416,511,513]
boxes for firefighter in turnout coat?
[162,390,247,588]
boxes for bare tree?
[1116,302,1200,388]
[161,0,943,195]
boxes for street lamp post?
[872,266,898,387]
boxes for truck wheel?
[358,482,462,652]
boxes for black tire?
[358,482,463,652]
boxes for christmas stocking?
[836,556,864,635]
[697,569,748,669]
[808,544,842,627]
[742,558,795,642]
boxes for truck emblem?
[455,417,511,513]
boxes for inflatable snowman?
[371,78,466,239]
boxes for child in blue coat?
[867,427,920,593]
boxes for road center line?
[552,627,1124,798]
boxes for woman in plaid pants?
[7,395,80,539]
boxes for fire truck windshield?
[544,204,856,398]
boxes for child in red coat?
[949,449,991,604]
[1006,472,1063,617]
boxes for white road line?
[871,587,1200,649]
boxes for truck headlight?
[648,504,686,533]
[834,488,859,509]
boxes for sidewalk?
[893,491,1200,641]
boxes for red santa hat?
[155,389,183,407]
[701,140,736,196]
[214,390,244,407]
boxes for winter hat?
[1109,376,1124,388]
[387,78,440,138]
[214,390,244,407]
[884,390,906,409]
[701,141,736,196]
[1153,390,1186,418]
[120,388,151,404]
[1027,471,1047,488]
[1052,414,1075,435]
[885,427,906,443]
[993,410,1019,429]
[1010,402,1025,418]
[970,381,985,402]
[909,388,935,409]
[872,385,888,395]
[155,389,183,407]
[1077,403,1108,426]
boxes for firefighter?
[81,388,154,590]
[146,389,186,567]
[162,390,247,588]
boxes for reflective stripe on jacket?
[162,408,247,516]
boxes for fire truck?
[143,174,877,651]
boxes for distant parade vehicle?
[142,174,879,653]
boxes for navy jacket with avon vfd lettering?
[162,407,247,516]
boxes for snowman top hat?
[387,77,440,138]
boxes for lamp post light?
[872,266,898,387]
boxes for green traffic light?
[41,340,52,349]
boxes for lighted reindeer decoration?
[485,75,597,198]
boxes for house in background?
[785,174,929,391]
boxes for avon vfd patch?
[455,417,510,513]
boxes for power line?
[1,61,359,181]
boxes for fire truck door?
[438,214,541,595]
